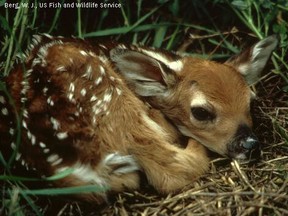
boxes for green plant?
[227,0,288,90]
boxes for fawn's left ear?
[110,47,179,96]
[226,35,278,85]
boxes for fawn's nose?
[228,124,261,160]
[242,135,259,150]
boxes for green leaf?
[0,15,11,32]
[153,26,167,48]
[231,0,250,10]
[44,168,74,181]
[20,185,109,196]
[169,0,180,16]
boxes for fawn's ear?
[226,35,278,85]
[110,48,179,96]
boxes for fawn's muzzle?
[228,124,261,160]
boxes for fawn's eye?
[191,107,215,122]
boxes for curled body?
[0,34,277,203]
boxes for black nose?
[242,136,259,150]
[241,135,261,159]
[228,124,261,160]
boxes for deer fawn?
[0,34,277,203]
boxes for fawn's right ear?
[226,35,278,85]
[110,48,179,97]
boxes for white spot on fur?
[47,97,54,106]
[9,128,15,135]
[21,97,27,103]
[69,83,75,92]
[88,51,96,57]
[83,65,93,80]
[92,116,97,124]
[116,44,127,49]
[27,131,32,139]
[43,148,50,154]
[103,92,112,103]
[67,93,74,102]
[22,121,28,129]
[94,108,101,115]
[42,33,53,39]
[20,79,30,95]
[56,132,68,140]
[15,153,21,161]
[43,87,48,95]
[51,157,63,166]
[80,88,87,96]
[95,99,102,107]
[99,65,105,75]
[56,66,66,72]
[80,50,88,56]
[99,55,108,63]
[21,159,26,166]
[39,142,46,148]
[50,117,60,130]
[24,69,33,78]
[90,95,98,102]
[116,88,122,95]
[47,154,60,163]
[23,109,29,118]
[32,35,42,46]
[31,58,42,67]
[11,142,16,150]
[95,76,103,85]
[31,134,36,145]
[1,108,8,116]
[0,96,6,104]
[99,44,107,49]
[190,91,208,107]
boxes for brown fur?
[0,36,209,203]
[0,34,277,203]
[147,58,252,155]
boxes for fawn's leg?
[54,152,140,203]
[129,136,210,193]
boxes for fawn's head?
[111,36,278,160]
